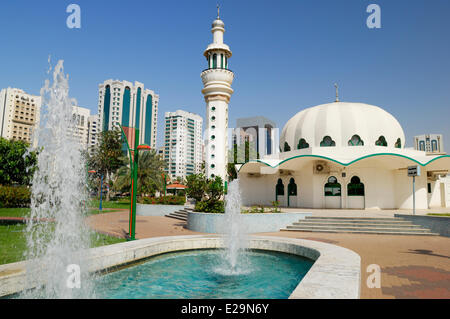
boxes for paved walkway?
[86,210,450,299]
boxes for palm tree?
[113,150,166,197]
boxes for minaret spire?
[217,4,220,19]
[334,83,339,102]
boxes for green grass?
[0,223,126,265]
[88,198,130,210]
[427,213,450,217]
[0,208,30,218]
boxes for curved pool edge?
[0,235,360,299]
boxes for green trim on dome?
[237,153,450,173]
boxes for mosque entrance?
[347,176,365,209]
[324,176,341,209]
[287,178,297,207]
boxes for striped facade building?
[97,80,159,149]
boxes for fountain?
[21,60,93,298]
[217,179,250,275]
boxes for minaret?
[201,7,234,181]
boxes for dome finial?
[334,83,339,102]
[217,4,220,19]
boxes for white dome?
[280,102,405,150]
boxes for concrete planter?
[187,211,312,233]
[136,203,185,216]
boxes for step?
[292,222,423,228]
[285,225,434,233]
[166,212,188,218]
[165,214,187,221]
[295,220,418,225]
[280,228,439,236]
[305,217,402,221]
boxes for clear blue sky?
[0,0,449,150]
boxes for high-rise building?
[234,116,278,162]
[414,134,445,155]
[200,10,234,181]
[71,106,91,148]
[163,110,203,180]
[0,87,41,147]
[97,80,159,149]
[87,114,99,153]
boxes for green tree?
[185,173,207,202]
[113,149,166,197]
[88,130,126,201]
[0,137,38,186]
[206,175,224,201]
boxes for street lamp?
[118,124,151,241]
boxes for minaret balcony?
[201,68,234,86]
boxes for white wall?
[239,163,432,209]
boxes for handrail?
[201,67,233,73]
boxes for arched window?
[347,176,365,196]
[431,140,438,152]
[348,135,364,146]
[276,179,285,196]
[283,142,291,152]
[288,178,297,196]
[395,138,402,149]
[375,136,387,147]
[297,138,309,149]
[320,136,336,147]
[324,176,341,197]
[419,141,425,151]
[212,54,217,68]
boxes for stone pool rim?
[0,235,361,299]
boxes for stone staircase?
[165,207,194,222]
[281,216,439,236]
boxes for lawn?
[0,208,30,218]
[88,198,130,210]
[0,223,126,265]
[427,213,450,217]
[0,197,130,218]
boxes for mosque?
[237,96,450,210]
[201,9,450,210]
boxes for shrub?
[138,195,186,205]
[195,199,224,214]
[0,185,31,208]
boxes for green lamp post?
[118,124,150,241]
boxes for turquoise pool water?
[93,249,314,299]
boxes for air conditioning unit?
[313,161,330,174]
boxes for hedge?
[138,195,186,205]
[0,185,31,208]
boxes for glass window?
[288,178,297,196]
[395,138,402,149]
[375,136,388,147]
[212,54,217,69]
[419,141,425,151]
[324,176,341,196]
[348,135,364,146]
[276,179,284,196]
[347,176,365,196]
[320,136,336,147]
[297,138,309,149]
[431,140,438,152]
[283,142,291,152]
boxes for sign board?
[407,165,421,177]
